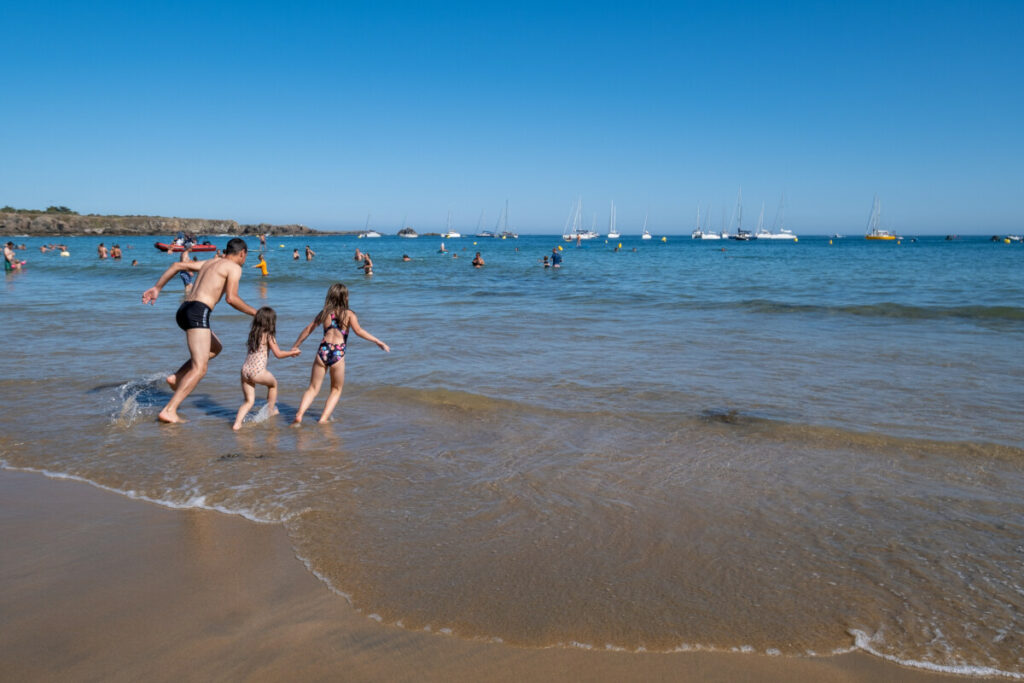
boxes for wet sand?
[0,469,994,682]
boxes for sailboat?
[361,214,381,238]
[397,213,417,238]
[442,210,461,238]
[692,204,726,239]
[865,195,895,240]
[757,194,797,240]
[563,197,600,241]
[474,209,494,238]
[754,202,769,239]
[497,200,517,238]
[728,189,754,240]
[607,201,620,239]
[640,213,652,240]
[692,204,721,239]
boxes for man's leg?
[158,329,215,423]
[167,332,222,389]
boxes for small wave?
[851,629,1023,679]
[0,462,290,525]
[731,300,1024,322]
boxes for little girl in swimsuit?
[290,282,390,424]
[232,307,300,430]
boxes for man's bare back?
[186,257,242,309]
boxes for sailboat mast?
[736,189,743,231]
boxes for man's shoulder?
[207,258,239,274]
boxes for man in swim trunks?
[142,237,257,423]
[4,242,21,271]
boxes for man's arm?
[142,261,200,304]
[223,264,257,316]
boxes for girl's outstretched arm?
[291,316,320,350]
[347,311,390,352]
[269,336,301,359]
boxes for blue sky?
[2,1,1022,234]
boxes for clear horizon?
[3,1,1022,235]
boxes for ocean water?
[2,233,1023,676]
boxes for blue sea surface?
[2,232,1023,675]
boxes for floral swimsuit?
[317,313,348,367]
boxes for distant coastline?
[0,207,357,237]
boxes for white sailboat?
[442,210,461,239]
[607,201,620,239]
[754,202,768,238]
[692,204,721,239]
[640,213,651,240]
[361,214,381,238]
[396,213,417,238]
[474,209,494,238]
[497,200,517,238]
[757,194,798,240]
[693,204,727,239]
[563,197,600,241]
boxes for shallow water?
[2,233,1023,676]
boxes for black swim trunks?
[176,300,211,330]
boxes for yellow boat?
[864,196,896,240]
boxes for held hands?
[289,346,302,357]
[142,287,160,304]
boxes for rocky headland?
[0,210,351,237]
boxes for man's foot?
[157,409,187,424]
[165,374,178,390]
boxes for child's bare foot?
[232,422,243,431]
[291,416,303,427]
[158,409,187,424]
[317,416,334,424]
[165,374,178,389]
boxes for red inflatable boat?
[154,242,218,253]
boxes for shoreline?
[0,467,997,682]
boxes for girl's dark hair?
[247,307,277,352]
[316,283,349,327]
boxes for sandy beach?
[1,468,994,682]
